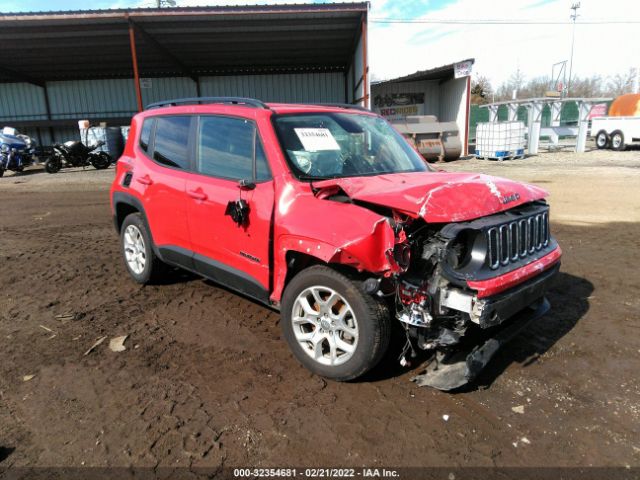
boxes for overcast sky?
[1,0,638,86]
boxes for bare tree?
[494,68,526,101]
[519,76,550,98]
[570,76,605,98]
[605,68,637,96]
[470,75,493,105]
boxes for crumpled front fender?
[271,187,401,302]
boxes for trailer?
[591,117,640,151]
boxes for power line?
[370,18,640,25]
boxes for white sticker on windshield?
[294,128,340,152]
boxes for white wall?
[439,76,469,152]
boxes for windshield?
[273,112,430,179]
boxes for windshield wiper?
[296,174,339,182]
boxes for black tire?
[280,265,391,381]
[610,130,625,151]
[0,168,4,178]
[595,130,609,149]
[44,156,62,174]
[90,152,111,170]
[120,213,168,284]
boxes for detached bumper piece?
[412,297,551,391]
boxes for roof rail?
[145,96,269,110]
[311,103,371,112]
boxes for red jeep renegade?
[110,97,561,390]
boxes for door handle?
[187,189,208,201]
[136,174,153,186]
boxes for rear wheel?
[44,156,62,174]
[280,265,391,381]
[595,130,609,149]
[610,130,625,151]
[120,213,168,284]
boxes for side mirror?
[238,179,256,190]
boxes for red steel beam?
[361,13,369,108]
[128,21,143,112]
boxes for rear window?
[152,116,191,169]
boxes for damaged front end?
[386,200,561,390]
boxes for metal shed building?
[371,59,474,155]
[0,3,370,145]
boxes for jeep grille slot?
[487,212,549,270]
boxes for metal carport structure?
[0,3,370,144]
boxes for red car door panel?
[186,176,274,296]
[133,116,193,257]
[186,115,274,300]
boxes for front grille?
[487,211,550,269]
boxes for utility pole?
[567,2,580,96]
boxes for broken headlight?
[446,228,486,273]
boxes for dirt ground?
[0,150,639,476]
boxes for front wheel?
[280,266,391,381]
[44,156,62,174]
[90,152,111,170]
[595,130,609,149]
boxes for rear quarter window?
[152,116,191,169]
[139,118,153,153]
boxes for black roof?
[0,3,368,83]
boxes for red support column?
[361,15,369,108]
[129,22,143,112]
[464,75,471,156]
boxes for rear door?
[185,114,274,302]
[135,115,194,266]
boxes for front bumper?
[439,259,560,329]
[472,262,560,328]
[467,246,562,298]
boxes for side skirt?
[157,246,271,307]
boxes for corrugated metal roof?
[373,58,475,85]
[0,3,367,82]
[0,3,368,17]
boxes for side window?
[139,118,153,153]
[255,139,270,182]
[197,116,271,181]
[153,116,191,169]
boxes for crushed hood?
[314,171,548,223]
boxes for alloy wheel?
[291,286,359,366]
[123,225,146,275]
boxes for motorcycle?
[0,127,37,177]
[45,140,111,173]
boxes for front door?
[186,115,274,302]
